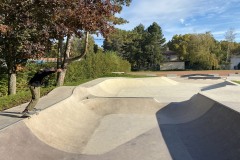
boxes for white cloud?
[115,0,240,42]
[120,0,200,24]
[179,19,185,24]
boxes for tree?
[186,32,219,69]
[103,28,132,54]
[225,28,237,63]
[167,34,191,60]
[168,32,220,70]
[121,24,145,70]
[71,35,96,58]
[103,24,146,70]
[103,22,167,70]
[143,22,166,70]
[0,0,132,94]
[0,1,49,95]
[46,0,132,86]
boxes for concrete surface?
[0,76,239,160]
[158,95,240,160]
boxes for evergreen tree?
[103,22,166,70]
[121,24,145,70]
[103,29,131,55]
[143,22,166,70]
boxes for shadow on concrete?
[0,112,22,118]
[201,81,236,91]
[156,96,240,160]
[181,74,215,77]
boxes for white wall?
[160,62,185,70]
[230,56,240,69]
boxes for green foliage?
[167,34,191,60]
[0,62,57,110]
[103,29,131,54]
[0,86,55,111]
[233,80,240,84]
[168,32,221,70]
[104,22,166,70]
[71,35,96,57]
[143,22,166,70]
[0,63,57,97]
[168,31,240,70]
[65,51,131,83]
[1,0,132,95]
[0,74,8,97]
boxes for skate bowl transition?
[0,77,240,160]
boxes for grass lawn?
[0,86,55,111]
[233,80,240,84]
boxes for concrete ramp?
[88,77,178,97]
[1,77,239,160]
[157,93,240,160]
[0,96,171,159]
[24,97,165,155]
[158,94,215,124]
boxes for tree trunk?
[8,72,16,95]
[56,32,89,86]
[56,35,71,86]
[66,35,73,58]
[56,69,67,86]
[57,38,63,69]
[66,32,89,62]
[226,43,230,63]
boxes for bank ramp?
[158,93,240,160]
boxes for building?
[160,50,185,70]
[230,55,240,70]
[28,58,59,64]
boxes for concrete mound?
[157,93,240,160]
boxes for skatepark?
[0,75,240,160]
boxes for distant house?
[160,50,185,70]
[28,58,59,64]
[230,55,240,70]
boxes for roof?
[163,50,178,56]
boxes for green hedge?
[0,86,55,111]
[0,63,56,97]
[65,51,131,83]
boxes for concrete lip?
[0,77,239,160]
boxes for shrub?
[65,51,131,83]
[0,62,57,97]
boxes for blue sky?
[95,0,240,46]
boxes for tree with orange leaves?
[0,0,131,94]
